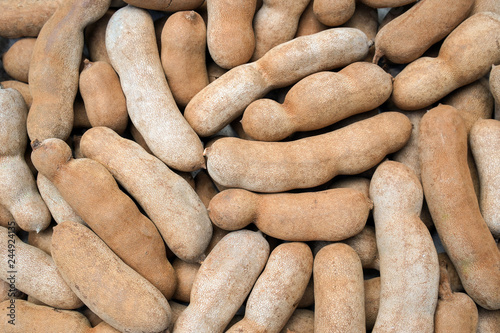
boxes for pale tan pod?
[359,0,416,8]
[27,0,111,142]
[129,122,153,154]
[365,277,381,331]
[0,87,51,232]
[420,105,500,310]
[173,230,270,333]
[37,173,86,226]
[87,321,122,333]
[85,9,115,64]
[161,10,209,107]
[470,119,500,238]
[123,0,205,11]
[0,0,60,38]
[172,258,200,303]
[470,0,500,16]
[51,221,172,333]
[0,80,32,107]
[0,226,83,309]
[80,126,213,263]
[489,65,500,120]
[2,37,35,83]
[392,12,500,110]
[241,62,392,141]
[205,112,411,193]
[373,0,474,64]
[313,0,355,27]
[106,5,205,172]
[0,300,91,333]
[442,78,494,133]
[342,2,378,61]
[226,242,313,333]
[27,226,53,255]
[370,161,439,332]
[251,0,310,61]
[314,243,365,332]
[79,59,128,134]
[0,279,24,302]
[342,225,379,270]
[208,188,371,241]
[434,266,478,333]
[206,0,257,69]
[279,309,314,333]
[477,306,500,333]
[295,0,328,37]
[185,27,371,137]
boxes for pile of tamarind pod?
[1,0,500,332]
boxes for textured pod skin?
[241,62,392,141]
[359,0,416,8]
[251,0,310,61]
[161,10,209,107]
[374,0,474,64]
[51,221,172,333]
[280,309,314,333]
[470,119,500,238]
[80,126,213,263]
[370,161,440,332]
[490,65,500,120]
[2,37,35,82]
[185,27,370,137]
[208,188,372,241]
[0,300,91,333]
[392,12,500,110]
[313,0,355,27]
[172,258,200,303]
[79,60,128,134]
[106,5,205,172]
[124,0,204,11]
[343,225,380,270]
[314,243,365,332]
[0,0,60,38]
[85,9,114,64]
[27,0,111,142]
[434,266,478,333]
[470,0,500,16]
[206,0,257,69]
[0,87,50,232]
[343,3,378,61]
[206,112,411,193]
[28,226,53,255]
[0,80,32,107]
[174,230,270,333]
[295,1,328,37]
[31,138,177,299]
[226,242,313,333]
[37,173,85,226]
[365,277,381,331]
[419,105,500,310]
[0,227,83,309]
[477,307,500,332]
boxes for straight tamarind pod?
[373,0,474,64]
[208,188,371,241]
[80,126,213,263]
[205,111,411,193]
[173,230,270,333]
[241,62,392,141]
[31,138,177,299]
[106,5,205,172]
[226,242,313,333]
[419,104,500,310]
[27,0,111,142]
[0,0,59,38]
[0,226,83,309]
[51,221,172,333]
[469,119,500,238]
[314,243,365,332]
[0,86,50,232]
[0,300,91,333]
[392,12,500,110]
[185,27,371,137]
[370,160,440,332]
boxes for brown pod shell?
[85,9,115,64]
[295,1,328,37]
[51,221,172,333]
[313,0,355,27]
[0,0,59,38]
[279,309,314,333]
[419,104,500,310]
[206,112,411,193]
[2,37,35,83]
[489,65,500,120]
